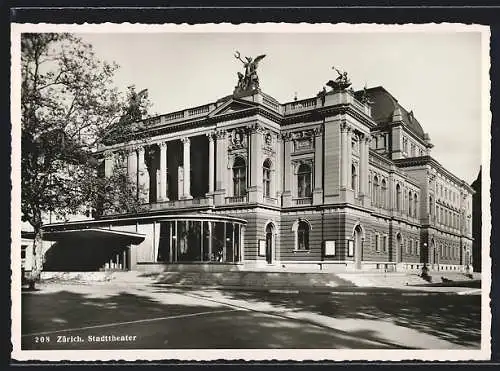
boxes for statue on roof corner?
[360,84,374,105]
[326,66,352,92]
[234,51,266,95]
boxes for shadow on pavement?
[195,287,481,348]
[21,288,414,349]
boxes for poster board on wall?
[324,241,336,256]
[258,239,266,257]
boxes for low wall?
[40,271,114,282]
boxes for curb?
[150,283,479,296]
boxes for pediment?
[208,98,258,118]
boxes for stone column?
[248,125,263,203]
[127,148,138,196]
[282,134,292,207]
[104,151,114,178]
[214,130,227,205]
[159,142,168,201]
[313,128,323,205]
[207,133,215,194]
[137,146,149,203]
[182,137,192,199]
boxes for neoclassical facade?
[42,67,475,273]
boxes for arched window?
[351,164,358,193]
[373,176,379,206]
[396,183,402,211]
[408,192,413,216]
[414,194,418,218]
[233,157,247,197]
[381,179,387,208]
[262,159,272,198]
[297,163,312,198]
[296,220,310,250]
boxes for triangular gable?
[208,98,258,118]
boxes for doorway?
[265,223,275,264]
[396,233,403,263]
[354,225,363,270]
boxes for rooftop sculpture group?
[233,51,266,95]
[326,66,352,92]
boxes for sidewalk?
[37,270,482,296]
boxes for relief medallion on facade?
[228,127,248,151]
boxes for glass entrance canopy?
[155,215,247,263]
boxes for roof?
[38,228,146,245]
[357,86,426,140]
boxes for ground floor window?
[156,220,243,263]
[293,220,310,251]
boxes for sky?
[76,26,486,184]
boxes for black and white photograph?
[10,23,491,361]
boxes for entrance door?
[354,225,362,270]
[265,223,274,264]
[396,233,402,263]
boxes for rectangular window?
[382,235,388,253]
[416,241,420,256]
[297,165,312,198]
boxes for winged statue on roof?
[326,66,352,92]
[234,51,266,93]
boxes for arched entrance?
[396,233,402,263]
[353,225,363,270]
[265,222,275,264]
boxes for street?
[20,282,481,350]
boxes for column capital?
[247,123,265,134]
[137,146,146,154]
[215,129,227,139]
[103,150,114,159]
[159,141,168,148]
[206,132,215,142]
[340,121,352,133]
[127,145,138,153]
[313,126,324,137]
[181,137,191,144]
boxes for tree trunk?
[30,227,44,284]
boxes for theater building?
[41,61,475,273]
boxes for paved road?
[20,282,481,350]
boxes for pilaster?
[282,134,292,207]
[312,127,324,205]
